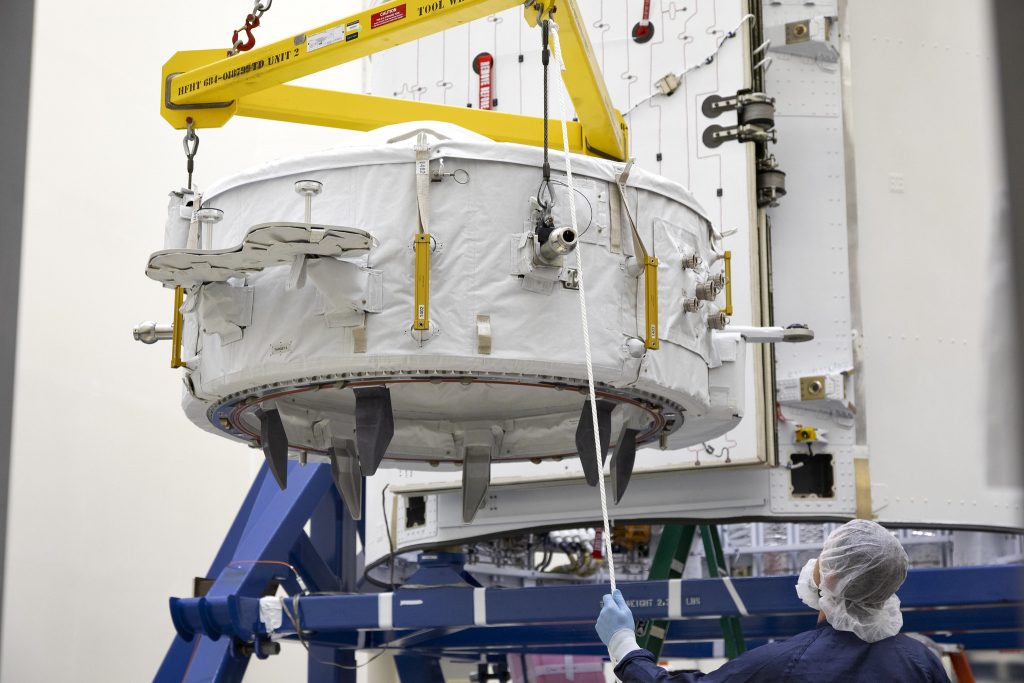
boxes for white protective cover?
[166,122,744,466]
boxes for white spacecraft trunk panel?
[837,0,1023,528]
[361,0,1022,567]
[361,0,785,566]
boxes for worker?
[596,520,951,682]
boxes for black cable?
[540,19,552,207]
[535,178,595,236]
[281,596,405,671]
[382,484,400,590]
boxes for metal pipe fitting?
[707,311,729,330]
[539,225,578,261]
[133,321,173,344]
[681,254,702,270]
[695,281,720,301]
[682,297,702,313]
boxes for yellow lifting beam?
[161,0,627,160]
[235,85,587,155]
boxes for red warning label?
[371,4,406,29]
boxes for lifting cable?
[539,17,553,208]
[545,17,618,592]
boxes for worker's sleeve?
[613,650,705,682]
[918,646,953,682]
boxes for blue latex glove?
[596,589,636,645]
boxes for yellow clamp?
[794,426,818,443]
[644,256,659,349]
[171,286,185,369]
[413,234,431,331]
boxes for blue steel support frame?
[155,461,343,682]
[157,461,1024,681]
[308,485,358,682]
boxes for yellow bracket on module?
[644,257,659,350]
[171,287,185,369]
[413,234,431,331]
[724,250,733,316]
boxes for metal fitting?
[195,207,224,250]
[539,225,578,262]
[655,72,681,97]
[681,254,702,270]
[757,155,787,207]
[195,207,223,223]
[708,311,729,330]
[295,179,323,224]
[294,179,323,197]
[682,298,702,313]
[695,281,720,301]
[133,321,173,344]
[711,272,726,290]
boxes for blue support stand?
[155,461,350,683]
[156,461,1024,682]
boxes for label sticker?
[345,20,361,33]
[371,4,406,29]
[307,26,344,51]
[346,32,359,42]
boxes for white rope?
[549,20,616,593]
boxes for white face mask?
[795,558,821,610]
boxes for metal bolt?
[294,179,323,224]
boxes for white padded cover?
[166,122,744,466]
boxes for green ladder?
[635,524,747,660]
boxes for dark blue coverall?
[614,622,951,682]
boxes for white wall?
[0,1,363,681]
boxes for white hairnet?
[818,519,909,643]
